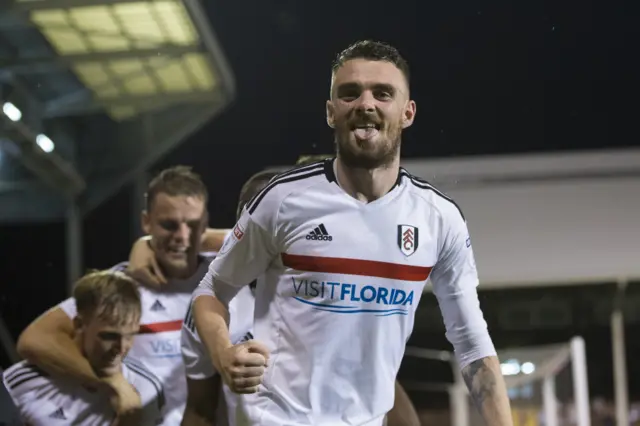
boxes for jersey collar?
[323,158,404,192]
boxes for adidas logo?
[306,224,332,241]
[150,300,165,311]
[49,407,67,420]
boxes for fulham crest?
[397,225,419,257]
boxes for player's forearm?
[17,331,102,387]
[461,356,513,426]
[193,295,232,373]
[386,381,421,426]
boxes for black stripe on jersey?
[247,166,325,215]
[246,161,325,209]
[5,364,48,390]
[402,170,466,221]
[183,303,196,333]
[244,161,325,212]
[124,359,166,410]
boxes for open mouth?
[167,247,187,257]
[351,122,381,131]
[351,122,381,140]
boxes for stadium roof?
[0,0,235,222]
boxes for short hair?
[236,170,280,219]
[73,270,141,325]
[332,40,410,86]
[145,166,208,210]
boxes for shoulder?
[2,361,51,399]
[245,160,329,217]
[109,261,129,273]
[400,169,466,222]
[122,359,165,409]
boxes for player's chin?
[98,363,121,377]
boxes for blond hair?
[73,270,141,325]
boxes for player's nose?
[354,90,376,113]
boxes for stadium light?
[2,102,22,122]
[521,362,536,375]
[36,134,55,153]
[500,359,521,376]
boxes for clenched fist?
[219,340,270,394]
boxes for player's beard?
[335,116,402,170]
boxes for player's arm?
[193,209,277,393]
[16,305,102,387]
[127,229,230,288]
[385,380,421,426]
[16,302,141,416]
[429,210,512,426]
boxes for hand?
[102,372,142,416]
[127,236,167,288]
[219,340,270,394]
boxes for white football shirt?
[182,284,255,426]
[2,359,163,426]
[194,159,496,426]
[58,255,215,426]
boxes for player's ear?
[141,210,151,235]
[326,100,335,129]
[402,100,416,129]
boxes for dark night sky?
[1,0,638,398]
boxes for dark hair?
[236,170,280,219]
[74,270,141,325]
[145,166,208,210]
[332,40,410,85]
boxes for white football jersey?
[2,359,163,426]
[58,255,215,426]
[194,159,497,426]
[182,284,255,426]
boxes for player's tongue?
[353,124,379,140]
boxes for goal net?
[457,337,590,426]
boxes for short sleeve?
[57,297,77,319]
[429,210,496,369]
[198,207,278,305]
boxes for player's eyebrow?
[336,82,397,95]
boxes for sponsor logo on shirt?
[290,278,414,316]
[148,337,181,358]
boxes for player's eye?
[98,332,121,341]
[160,220,179,231]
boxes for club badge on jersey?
[397,224,419,257]
[220,222,245,255]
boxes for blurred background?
[0,0,638,425]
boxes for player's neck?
[335,156,400,203]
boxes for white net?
[463,337,590,426]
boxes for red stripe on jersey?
[138,320,182,334]
[281,253,432,282]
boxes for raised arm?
[429,209,512,426]
[17,305,99,386]
[127,228,231,288]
